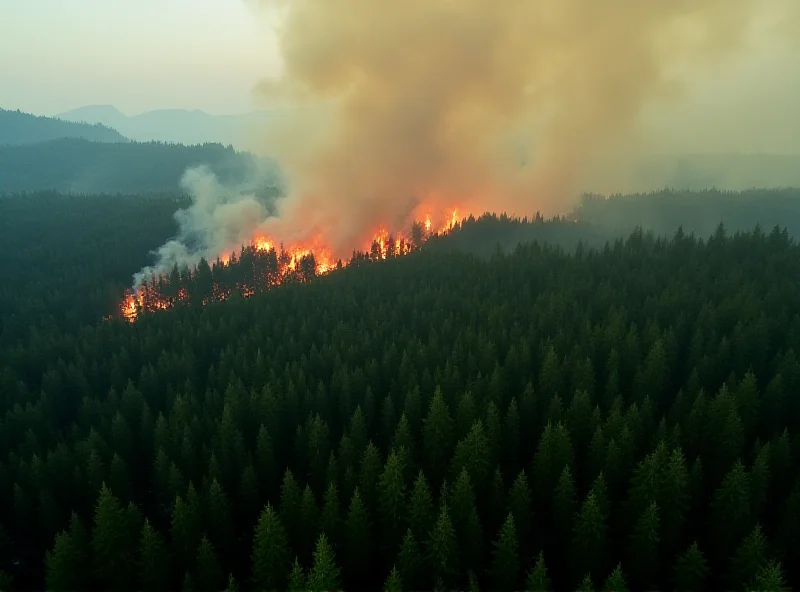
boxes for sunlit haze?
[0,0,280,115]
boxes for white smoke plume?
[248,0,800,252]
[132,166,277,288]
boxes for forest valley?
[122,209,463,321]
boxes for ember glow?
[120,209,462,322]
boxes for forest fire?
[121,209,462,322]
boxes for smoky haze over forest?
[247,0,800,251]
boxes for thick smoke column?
[253,0,798,251]
[133,166,274,287]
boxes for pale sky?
[0,0,798,155]
[0,0,280,115]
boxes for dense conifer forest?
[2,190,800,590]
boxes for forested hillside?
[572,188,800,241]
[0,139,274,195]
[0,193,186,344]
[0,109,127,146]
[1,188,799,589]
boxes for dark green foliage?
[603,563,629,592]
[307,534,340,592]
[196,536,224,592]
[288,558,305,592]
[408,470,435,541]
[730,524,769,589]
[526,552,551,592]
[138,519,168,591]
[5,197,800,591]
[753,560,786,592]
[626,501,660,587]
[427,503,458,587]
[397,529,422,590]
[673,542,708,592]
[572,492,607,584]
[92,483,134,590]
[378,448,407,548]
[343,488,371,582]
[490,513,519,591]
[252,504,289,591]
[45,531,83,591]
[383,565,403,592]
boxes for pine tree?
[299,484,320,561]
[672,541,708,592]
[359,442,383,513]
[206,478,232,551]
[238,463,260,525]
[579,573,595,592]
[730,524,768,589]
[288,557,306,592]
[307,533,340,592]
[256,425,278,497]
[505,398,521,474]
[280,469,302,550]
[488,466,507,537]
[92,483,134,589]
[526,551,551,592]
[603,563,629,592]
[321,481,341,545]
[344,488,371,581]
[491,513,520,591]
[427,502,458,587]
[252,503,289,591]
[751,442,771,520]
[711,460,752,559]
[553,465,576,547]
[572,492,607,584]
[449,468,484,567]
[378,448,408,549]
[384,566,403,592]
[450,420,491,490]
[626,500,659,588]
[138,518,168,591]
[397,528,422,590]
[532,422,574,504]
[224,573,239,592]
[393,413,416,477]
[753,560,786,592]
[196,536,224,592]
[45,531,81,591]
[408,470,435,541]
[171,493,200,572]
[508,470,532,549]
[422,388,454,485]
[661,448,690,553]
[457,391,476,438]
[350,405,368,456]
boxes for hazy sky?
[0,0,279,115]
[0,0,798,156]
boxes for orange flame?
[120,209,464,322]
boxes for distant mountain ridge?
[0,137,283,196]
[0,108,127,145]
[58,105,274,148]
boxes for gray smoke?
[132,165,283,288]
